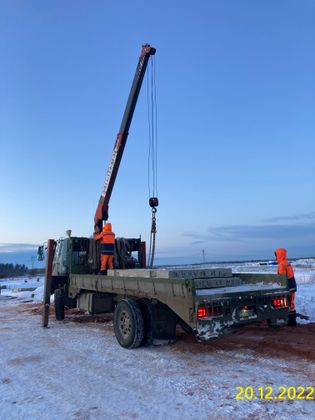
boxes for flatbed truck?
[42,235,290,348]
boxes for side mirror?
[37,246,44,261]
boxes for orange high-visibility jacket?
[275,248,294,278]
[275,248,297,293]
[95,223,115,255]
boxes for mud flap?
[149,302,177,345]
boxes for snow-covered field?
[1,259,314,419]
[0,277,44,302]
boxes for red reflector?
[198,308,208,318]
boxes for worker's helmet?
[103,223,112,232]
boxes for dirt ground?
[175,322,315,361]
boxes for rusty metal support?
[42,239,55,327]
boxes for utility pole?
[202,249,205,264]
[30,255,35,277]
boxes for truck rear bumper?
[195,286,290,340]
[196,311,288,341]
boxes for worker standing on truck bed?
[95,223,116,274]
[275,248,297,326]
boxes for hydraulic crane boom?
[94,44,156,235]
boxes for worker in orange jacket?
[275,248,297,326]
[95,223,115,274]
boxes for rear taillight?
[272,297,288,309]
[197,306,223,318]
[198,308,208,318]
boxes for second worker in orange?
[95,222,116,274]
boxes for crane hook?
[148,197,158,268]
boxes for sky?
[0,0,314,266]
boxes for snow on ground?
[0,300,315,420]
[1,260,315,419]
[295,284,315,323]
[0,277,44,302]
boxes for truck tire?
[54,288,65,321]
[114,299,144,349]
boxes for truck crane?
[41,44,291,349]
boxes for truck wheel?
[54,288,65,321]
[114,299,144,349]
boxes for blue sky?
[0,0,314,265]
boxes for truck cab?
[50,236,146,278]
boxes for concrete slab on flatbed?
[107,268,232,279]
[196,283,286,296]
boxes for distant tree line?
[0,263,45,278]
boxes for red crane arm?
[94,44,156,235]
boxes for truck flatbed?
[64,267,290,345]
